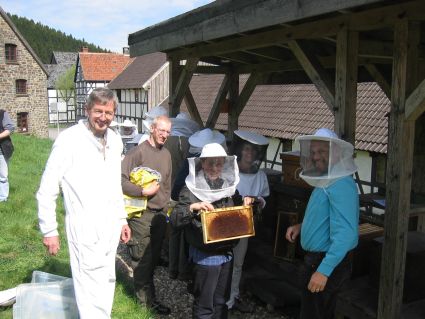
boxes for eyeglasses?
[91,109,115,119]
[154,127,171,135]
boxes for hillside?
[7,13,109,63]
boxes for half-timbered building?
[45,51,77,124]
[107,52,167,130]
[74,47,131,119]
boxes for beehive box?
[201,205,255,244]
[280,151,311,189]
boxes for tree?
[55,65,76,104]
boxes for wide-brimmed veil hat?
[188,128,226,155]
[171,112,200,137]
[295,128,358,188]
[185,143,239,202]
[230,130,269,174]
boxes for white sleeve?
[36,137,70,237]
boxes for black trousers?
[299,251,352,319]
[168,224,191,277]
[127,209,167,304]
[192,260,233,319]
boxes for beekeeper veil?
[229,130,269,174]
[185,143,239,203]
[295,128,358,188]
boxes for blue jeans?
[0,154,9,201]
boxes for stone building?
[0,6,48,138]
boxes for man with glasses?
[121,115,172,315]
[37,87,131,318]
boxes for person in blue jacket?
[286,128,359,319]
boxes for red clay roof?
[79,52,132,81]
[183,74,390,153]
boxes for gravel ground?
[116,243,295,319]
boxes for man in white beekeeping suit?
[37,88,131,318]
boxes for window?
[116,89,121,102]
[16,79,27,95]
[5,44,17,63]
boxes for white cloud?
[1,0,213,52]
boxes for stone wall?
[0,14,48,138]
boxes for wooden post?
[334,26,358,144]
[377,18,417,319]
[228,69,239,141]
[205,74,230,129]
[168,55,180,117]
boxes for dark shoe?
[231,298,254,313]
[150,301,171,315]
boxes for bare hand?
[120,224,131,243]
[43,236,60,256]
[285,223,301,243]
[142,182,160,197]
[243,196,255,206]
[190,202,215,212]
[308,271,328,293]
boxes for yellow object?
[125,167,161,218]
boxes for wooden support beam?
[228,70,239,140]
[205,74,230,129]
[165,1,425,61]
[170,58,199,117]
[194,65,229,74]
[184,87,204,128]
[405,77,425,121]
[377,18,417,319]
[365,64,391,100]
[168,56,181,116]
[334,26,358,143]
[288,40,335,112]
[236,72,263,116]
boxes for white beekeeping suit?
[37,120,127,318]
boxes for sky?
[1,0,214,53]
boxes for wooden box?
[274,211,301,261]
[280,151,311,189]
[369,231,425,302]
[201,205,255,244]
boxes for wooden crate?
[274,211,300,261]
[201,205,255,244]
[280,151,311,189]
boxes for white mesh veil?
[185,143,239,202]
[295,129,358,188]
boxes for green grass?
[0,133,153,318]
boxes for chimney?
[123,47,130,55]
[81,46,89,53]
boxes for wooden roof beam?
[205,74,231,129]
[236,72,264,116]
[164,1,425,61]
[365,63,391,99]
[169,57,199,117]
[405,76,425,121]
[184,87,204,128]
[288,40,335,112]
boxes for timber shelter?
[128,1,425,318]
